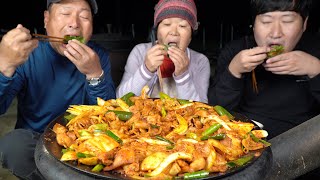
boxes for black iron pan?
[36,111,272,180]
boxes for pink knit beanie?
[154,0,198,30]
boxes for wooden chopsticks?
[150,28,164,92]
[32,33,65,43]
[252,70,258,93]
[157,67,164,92]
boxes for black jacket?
[208,33,320,138]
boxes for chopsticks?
[32,33,65,43]
[150,28,164,92]
[157,67,164,92]
[252,70,258,93]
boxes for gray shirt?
[117,42,210,103]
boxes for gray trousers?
[0,129,44,180]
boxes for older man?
[0,0,115,179]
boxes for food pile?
[63,35,85,44]
[267,45,284,58]
[53,86,270,179]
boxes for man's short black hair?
[251,0,313,21]
[47,0,98,15]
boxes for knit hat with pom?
[154,0,198,30]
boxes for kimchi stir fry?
[53,86,271,179]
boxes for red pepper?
[160,55,175,78]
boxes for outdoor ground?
[0,98,18,180]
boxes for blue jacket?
[0,41,116,132]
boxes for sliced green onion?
[184,170,209,179]
[161,106,167,117]
[178,99,191,105]
[227,155,254,168]
[92,164,104,172]
[155,135,174,145]
[61,148,73,154]
[159,92,172,100]
[249,131,271,147]
[76,152,93,158]
[78,130,91,137]
[64,113,76,122]
[106,130,123,145]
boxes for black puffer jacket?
[208,33,320,138]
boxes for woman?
[117,0,210,103]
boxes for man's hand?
[167,46,189,76]
[145,44,167,73]
[264,51,320,78]
[228,46,269,78]
[64,39,102,79]
[0,24,38,77]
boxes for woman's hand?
[167,46,189,76]
[144,44,167,73]
[228,46,269,78]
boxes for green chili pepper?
[159,92,172,100]
[120,92,135,106]
[178,99,192,105]
[163,44,171,58]
[107,110,133,121]
[63,35,85,44]
[105,130,123,145]
[201,133,226,141]
[227,155,254,168]
[213,105,234,120]
[267,45,284,58]
[184,170,210,179]
[92,164,104,172]
[164,44,170,51]
[249,131,271,147]
[76,152,93,158]
[201,123,222,137]
[155,135,174,145]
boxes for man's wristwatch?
[87,70,104,86]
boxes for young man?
[0,0,115,179]
[209,0,320,138]
[117,0,210,103]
